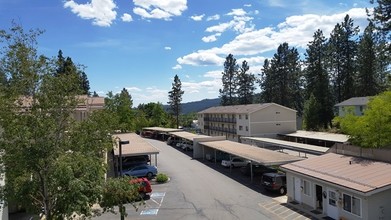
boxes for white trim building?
[198,103,297,142]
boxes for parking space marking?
[139,192,166,216]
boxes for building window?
[239,114,242,119]
[239,126,243,131]
[245,114,248,119]
[303,180,310,196]
[276,111,280,114]
[328,191,336,206]
[276,123,281,126]
[245,126,248,131]
[343,194,361,217]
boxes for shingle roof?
[334,97,370,106]
[198,103,296,114]
[281,153,391,195]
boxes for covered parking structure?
[113,133,160,176]
[278,130,349,147]
[241,137,329,157]
[142,127,183,140]
[198,140,304,182]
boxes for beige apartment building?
[198,103,297,142]
[74,95,105,121]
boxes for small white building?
[198,103,297,142]
[281,145,391,220]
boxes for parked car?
[167,136,181,146]
[121,155,150,170]
[206,151,230,162]
[123,164,158,179]
[221,157,250,168]
[129,177,152,200]
[261,172,287,195]
[181,142,193,151]
[240,164,278,176]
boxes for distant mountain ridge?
[164,98,220,114]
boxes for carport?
[278,130,349,147]
[142,127,183,140]
[241,137,329,156]
[199,140,304,182]
[113,133,160,176]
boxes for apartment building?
[198,103,297,142]
[74,95,105,121]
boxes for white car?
[221,157,250,168]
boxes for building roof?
[281,130,349,143]
[199,140,304,166]
[281,153,391,195]
[334,97,370,107]
[198,103,296,114]
[113,133,159,157]
[242,137,329,155]
[169,131,210,140]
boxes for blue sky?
[1,0,372,106]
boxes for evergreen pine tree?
[237,60,256,104]
[219,54,238,106]
[168,74,184,128]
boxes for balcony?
[204,126,237,134]
[204,117,236,123]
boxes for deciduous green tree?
[168,75,184,128]
[338,91,391,148]
[105,88,134,132]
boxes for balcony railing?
[204,117,236,123]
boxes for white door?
[294,177,301,203]
[326,189,339,220]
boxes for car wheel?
[231,164,234,168]
[139,192,146,200]
[279,187,286,195]
[146,172,153,179]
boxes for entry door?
[294,177,301,203]
[326,189,338,220]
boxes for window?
[276,123,281,126]
[329,191,336,206]
[343,194,361,216]
[303,180,310,196]
[276,111,280,114]
[245,114,248,119]
[239,126,243,131]
[239,114,242,119]
[245,126,248,131]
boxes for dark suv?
[261,172,287,195]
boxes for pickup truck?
[221,157,250,168]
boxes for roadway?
[93,138,314,220]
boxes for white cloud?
[121,13,133,22]
[177,51,224,66]
[132,87,168,105]
[125,87,142,92]
[190,14,204,21]
[172,64,182,69]
[203,8,254,42]
[202,33,221,43]
[244,4,252,7]
[177,8,369,67]
[64,0,117,27]
[227,8,247,16]
[133,0,187,21]
[207,14,220,21]
[164,46,172,50]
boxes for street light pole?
[118,140,129,177]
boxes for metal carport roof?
[113,133,160,157]
[169,131,210,141]
[281,130,349,143]
[242,137,329,155]
[199,140,304,166]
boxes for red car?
[130,177,152,199]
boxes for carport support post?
[250,162,253,183]
[119,140,130,177]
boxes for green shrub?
[156,173,169,183]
